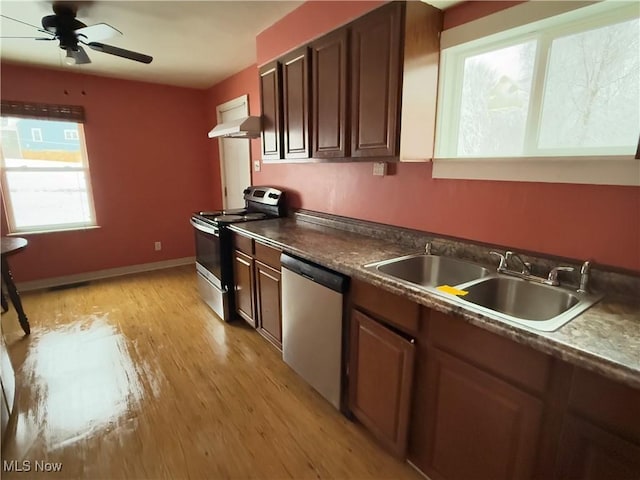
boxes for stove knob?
[268,193,279,199]
[243,188,251,195]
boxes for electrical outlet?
[373,162,387,176]
[254,160,261,172]
[154,241,162,251]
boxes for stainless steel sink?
[458,276,602,332]
[364,253,602,332]
[366,254,491,288]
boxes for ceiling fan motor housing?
[41,6,87,51]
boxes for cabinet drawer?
[429,310,551,394]
[568,367,640,442]
[351,279,419,335]
[234,233,254,255]
[254,241,281,269]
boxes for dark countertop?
[228,217,640,389]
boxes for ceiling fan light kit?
[64,45,91,65]
[1,1,153,65]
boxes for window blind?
[0,100,85,122]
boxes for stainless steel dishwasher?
[281,254,348,410]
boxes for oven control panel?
[243,186,283,207]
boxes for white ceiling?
[0,1,303,89]
[1,1,459,90]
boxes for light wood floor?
[1,266,421,480]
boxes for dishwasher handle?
[281,254,348,293]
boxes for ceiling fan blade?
[87,42,153,64]
[0,36,55,40]
[75,23,121,42]
[71,45,91,64]
[0,14,47,32]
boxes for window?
[31,128,42,142]
[434,3,640,185]
[64,129,79,141]
[1,117,97,233]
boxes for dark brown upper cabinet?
[281,47,311,160]
[259,61,283,161]
[259,1,442,162]
[350,2,403,158]
[311,29,349,159]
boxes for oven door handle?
[190,218,220,237]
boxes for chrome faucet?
[545,266,575,286]
[489,251,508,271]
[505,251,532,275]
[490,250,531,274]
[425,242,432,255]
[578,261,591,293]
[490,249,576,288]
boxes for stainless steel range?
[190,186,286,322]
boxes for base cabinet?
[555,366,640,480]
[348,279,419,458]
[232,232,283,350]
[405,307,640,480]
[255,261,282,349]
[348,309,415,458]
[420,347,543,480]
[233,250,255,327]
[556,414,640,480]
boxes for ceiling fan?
[0,1,153,65]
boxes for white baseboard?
[16,257,196,292]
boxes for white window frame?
[1,121,98,234]
[31,127,42,142]
[433,2,640,186]
[64,129,79,140]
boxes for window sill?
[432,156,640,186]
[7,225,102,236]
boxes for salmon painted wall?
[1,63,213,282]
[205,64,261,208]
[246,1,640,272]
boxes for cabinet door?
[311,29,348,159]
[233,250,255,327]
[281,47,310,159]
[259,61,283,161]
[349,309,415,458]
[255,261,282,350]
[350,2,403,158]
[420,347,543,480]
[556,414,640,480]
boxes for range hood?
[208,116,261,139]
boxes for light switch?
[254,160,261,172]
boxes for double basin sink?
[365,254,602,332]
